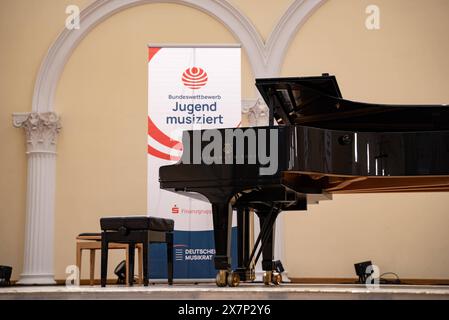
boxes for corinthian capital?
[13,112,61,154]
[247,99,269,127]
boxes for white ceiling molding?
[31,0,326,112]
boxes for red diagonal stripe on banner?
[148,116,183,151]
[148,144,180,161]
[148,47,161,62]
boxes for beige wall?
[1,0,448,282]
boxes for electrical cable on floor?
[379,272,401,284]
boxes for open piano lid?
[255,74,342,126]
[255,74,449,131]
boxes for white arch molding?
[14,0,327,284]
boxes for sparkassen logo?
[182,67,208,90]
[171,205,180,214]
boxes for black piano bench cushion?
[100,216,174,232]
[78,232,101,237]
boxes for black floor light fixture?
[354,261,373,284]
[0,265,12,287]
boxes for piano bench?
[100,216,175,287]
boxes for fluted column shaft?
[13,112,61,285]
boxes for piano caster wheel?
[272,272,282,285]
[216,270,228,287]
[263,271,272,286]
[227,272,240,287]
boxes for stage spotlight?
[0,265,12,287]
[354,261,373,284]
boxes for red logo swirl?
[182,67,208,90]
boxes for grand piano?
[159,74,449,287]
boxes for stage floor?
[1,283,449,300]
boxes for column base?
[17,274,56,285]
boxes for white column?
[13,112,61,285]
[245,100,290,282]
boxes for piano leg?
[256,208,282,285]
[211,202,240,287]
[235,207,254,282]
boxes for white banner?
[147,45,241,279]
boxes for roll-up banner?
[147,45,241,280]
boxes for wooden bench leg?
[76,243,82,283]
[90,249,95,286]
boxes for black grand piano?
[159,74,449,287]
